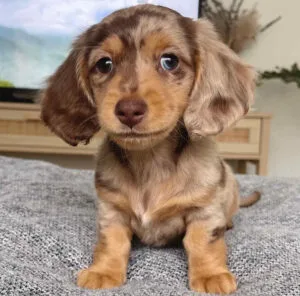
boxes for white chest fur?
[130,213,186,246]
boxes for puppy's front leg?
[183,221,237,294]
[77,224,132,289]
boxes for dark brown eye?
[95,57,113,74]
[160,54,179,71]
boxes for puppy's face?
[88,10,194,149]
[41,5,255,149]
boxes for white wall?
[240,0,300,177]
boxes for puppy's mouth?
[112,129,167,139]
[109,128,172,150]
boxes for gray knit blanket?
[0,156,299,296]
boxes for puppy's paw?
[190,272,237,294]
[77,268,124,289]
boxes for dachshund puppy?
[41,4,259,294]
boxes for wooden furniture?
[215,112,271,175]
[0,102,104,155]
[0,102,271,175]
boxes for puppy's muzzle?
[115,99,148,128]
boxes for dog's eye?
[160,54,179,71]
[95,57,113,74]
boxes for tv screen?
[0,0,201,93]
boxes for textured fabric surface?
[0,155,299,296]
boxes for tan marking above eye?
[88,35,124,70]
[141,32,175,58]
[101,34,124,56]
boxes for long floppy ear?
[40,43,100,146]
[184,19,256,138]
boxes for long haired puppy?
[41,5,259,294]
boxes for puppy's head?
[41,4,255,150]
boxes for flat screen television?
[0,0,202,103]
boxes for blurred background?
[0,0,299,177]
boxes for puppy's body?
[41,4,257,294]
[96,133,238,247]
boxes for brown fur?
[40,4,258,294]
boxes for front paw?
[190,272,237,294]
[77,268,124,289]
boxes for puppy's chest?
[99,147,199,246]
[131,213,185,247]
[127,181,187,246]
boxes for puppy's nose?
[115,99,147,128]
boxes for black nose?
[115,99,147,128]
